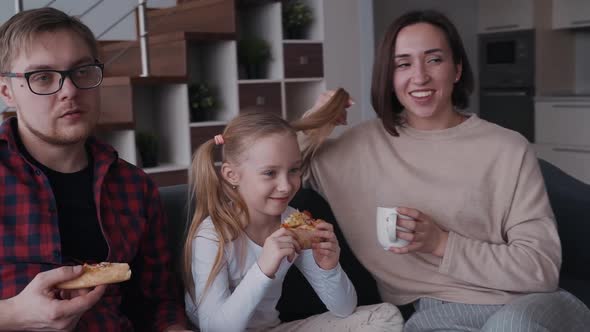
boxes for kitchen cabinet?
[534,144,590,184]
[534,97,590,184]
[478,0,534,33]
[553,0,590,29]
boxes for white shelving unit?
[188,41,239,122]
[131,84,191,170]
[237,2,284,80]
[236,0,326,120]
[93,0,327,186]
[283,0,324,42]
[284,80,325,121]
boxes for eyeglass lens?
[28,65,103,95]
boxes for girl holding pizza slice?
[182,107,403,331]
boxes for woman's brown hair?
[182,88,350,302]
[371,10,474,136]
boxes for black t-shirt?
[13,124,108,263]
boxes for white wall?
[372,0,480,114]
[323,0,375,129]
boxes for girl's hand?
[388,207,449,257]
[310,222,340,270]
[257,228,301,278]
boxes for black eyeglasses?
[0,63,104,95]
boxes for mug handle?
[386,213,397,242]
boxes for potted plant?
[237,36,271,79]
[136,131,159,168]
[282,0,313,39]
[188,83,217,122]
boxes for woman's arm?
[439,147,561,292]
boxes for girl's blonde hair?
[182,88,350,302]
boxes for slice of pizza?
[281,210,323,249]
[57,262,132,289]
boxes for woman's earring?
[232,185,237,189]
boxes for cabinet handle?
[256,96,266,106]
[485,24,519,31]
[482,91,528,97]
[552,147,590,154]
[571,19,590,26]
[299,56,309,65]
[551,104,590,109]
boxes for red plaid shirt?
[0,118,186,331]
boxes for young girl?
[182,93,403,331]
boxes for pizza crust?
[57,262,132,289]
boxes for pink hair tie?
[214,134,225,145]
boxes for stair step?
[147,0,235,36]
[100,31,235,77]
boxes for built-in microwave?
[478,30,534,88]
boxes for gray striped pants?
[404,290,590,332]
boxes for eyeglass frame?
[0,61,104,96]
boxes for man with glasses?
[0,7,189,331]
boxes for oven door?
[479,88,535,142]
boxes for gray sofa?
[159,159,590,322]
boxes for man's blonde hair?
[0,7,98,72]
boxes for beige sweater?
[308,114,561,305]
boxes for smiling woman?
[371,10,474,136]
[392,23,464,130]
[301,9,590,332]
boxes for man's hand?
[388,207,449,257]
[0,265,105,331]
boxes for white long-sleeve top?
[185,206,357,332]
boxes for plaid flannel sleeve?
[137,178,187,331]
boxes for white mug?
[376,207,413,249]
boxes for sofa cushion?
[159,184,191,273]
[539,159,590,306]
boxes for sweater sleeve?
[294,250,357,317]
[187,234,273,332]
[439,146,561,292]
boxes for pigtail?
[182,138,247,303]
[290,88,350,176]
